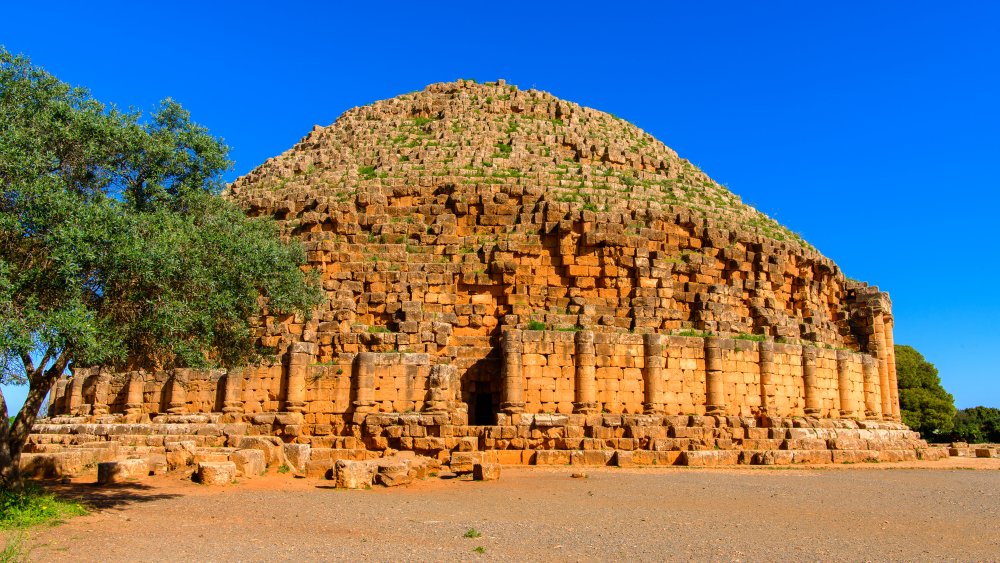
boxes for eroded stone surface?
[197,461,237,485]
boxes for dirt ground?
[10,457,1000,562]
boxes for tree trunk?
[0,352,70,489]
[0,386,16,489]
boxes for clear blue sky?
[3,1,998,412]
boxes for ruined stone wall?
[501,331,877,420]
[51,333,888,426]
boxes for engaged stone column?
[222,368,244,416]
[91,370,112,416]
[642,333,666,414]
[285,342,314,413]
[167,369,188,415]
[836,351,855,419]
[704,336,726,416]
[758,342,775,417]
[67,368,88,415]
[872,313,892,420]
[500,330,525,414]
[353,352,377,413]
[124,371,145,419]
[884,317,901,422]
[573,330,598,414]
[862,355,881,420]
[802,347,820,416]
[426,364,457,413]
[50,377,68,417]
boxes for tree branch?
[19,350,34,376]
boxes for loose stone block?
[237,436,284,467]
[376,460,413,487]
[335,460,376,489]
[198,461,237,485]
[232,449,266,477]
[449,451,482,473]
[98,459,149,484]
[472,462,501,481]
[283,443,311,473]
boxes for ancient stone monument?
[30,80,944,479]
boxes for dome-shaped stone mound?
[228,79,880,365]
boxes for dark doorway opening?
[473,391,495,426]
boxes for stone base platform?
[22,412,950,484]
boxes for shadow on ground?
[31,479,181,511]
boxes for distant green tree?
[0,48,323,486]
[949,407,1000,444]
[894,344,955,440]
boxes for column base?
[500,402,525,414]
[804,407,822,416]
[352,401,375,413]
[573,401,599,414]
[166,405,186,415]
[284,402,305,414]
[642,403,665,415]
[837,410,855,419]
[705,404,726,416]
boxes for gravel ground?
[13,458,1000,562]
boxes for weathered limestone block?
[449,451,483,473]
[237,436,285,467]
[147,454,168,475]
[570,450,614,466]
[165,441,196,471]
[472,462,501,481]
[376,460,413,487]
[305,459,333,479]
[283,443,311,473]
[98,459,149,484]
[20,452,88,479]
[680,450,740,466]
[198,461,237,485]
[231,449,266,477]
[335,459,376,489]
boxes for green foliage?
[358,166,377,180]
[0,48,323,375]
[463,528,482,538]
[277,464,290,474]
[526,320,546,331]
[948,406,1000,443]
[0,485,87,529]
[473,546,486,554]
[677,329,712,338]
[0,48,323,483]
[734,333,766,342]
[895,344,955,439]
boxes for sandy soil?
[10,458,1000,562]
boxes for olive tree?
[0,48,322,486]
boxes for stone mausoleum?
[30,80,942,477]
